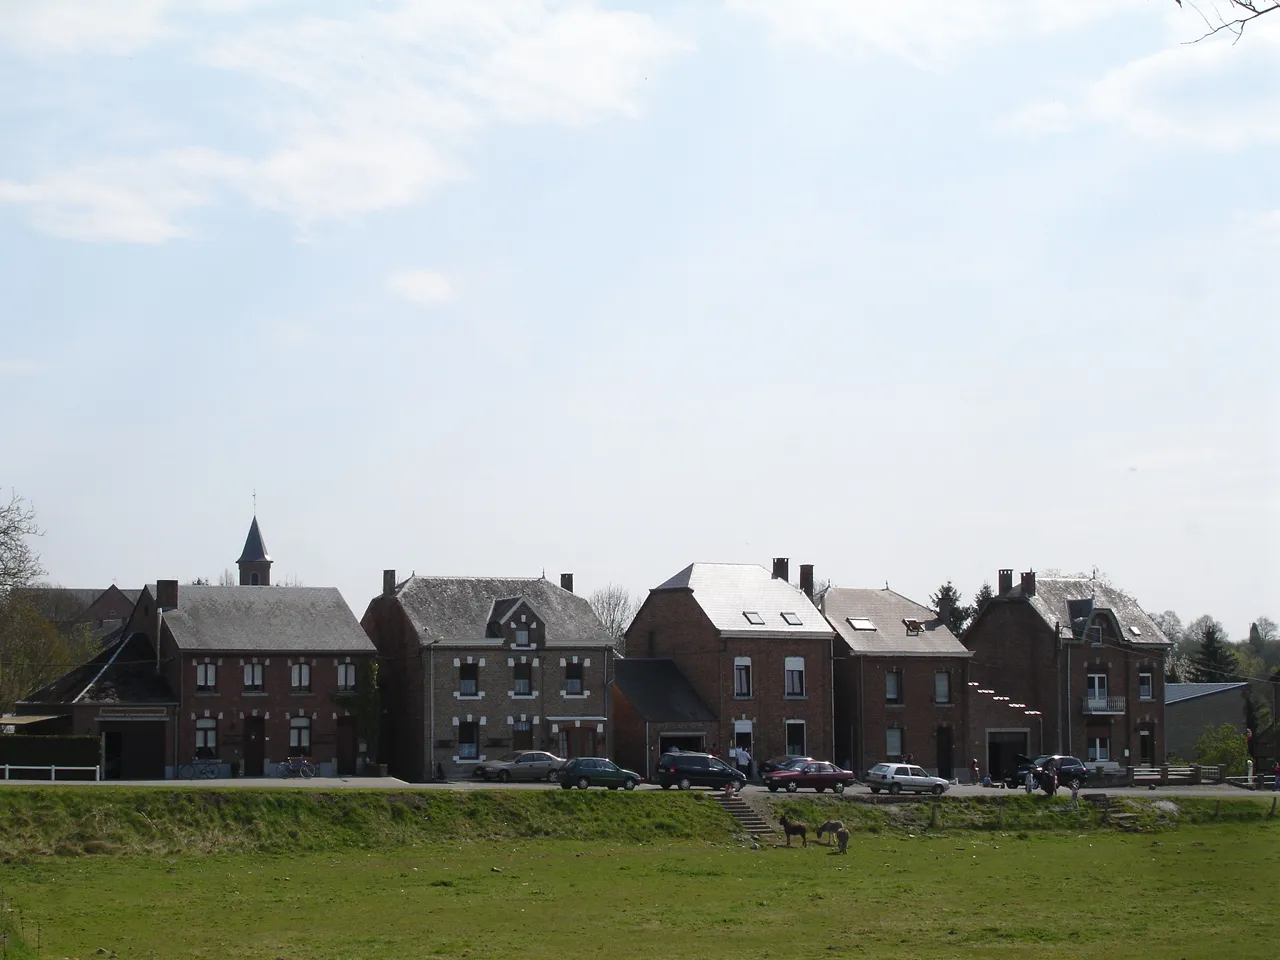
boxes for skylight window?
[902,618,924,636]
[743,611,766,625]
[1129,625,1141,637]
[781,612,803,626]
[848,617,876,631]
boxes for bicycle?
[179,758,220,780]
[276,756,317,779]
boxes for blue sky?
[1,0,1276,635]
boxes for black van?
[655,752,747,791]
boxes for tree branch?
[1178,0,1280,43]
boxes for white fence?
[1,764,100,781]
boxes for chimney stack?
[799,564,815,599]
[998,568,1014,595]
[156,579,178,610]
[560,573,574,594]
[383,569,396,596]
[937,592,953,628]
[1020,570,1037,596]
[772,557,790,582]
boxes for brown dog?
[835,827,850,854]
[779,815,808,847]
[816,820,844,845]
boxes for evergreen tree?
[1188,619,1238,683]
[973,582,995,618]
[930,581,974,636]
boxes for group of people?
[708,743,756,780]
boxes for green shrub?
[1194,723,1249,775]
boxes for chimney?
[937,592,953,627]
[156,579,178,610]
[560,573,574,594]
[383,569,396,596]
[799,564,814,599]
[998,569,1013,595]
[1020,570,1036,596]
[772,558,790,582]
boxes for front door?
[565,726,594,758]
[935,726,954,780]
[336,717,358,776]
[244,717,265,776]
[1139,727,1154,767]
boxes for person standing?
[739,745,752,780]
[970,758,980,784]
[1272,760,1280,792]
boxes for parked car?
[1006,755,1089,790]
[764,760,857,794]
[865,762,950,795]
[656,752,747,791]
[557,757,642,790]
[758,755,814,776]
[473,750,566,783]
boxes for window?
[513,662,533,696]
[289,716,311,752]
[885,727,903,758]
[847,617,875,631]
[1086,673,1108,701]
[458,721,479,760]
[743,611,765,626]
[513,720,533,751]
[565,662,584,695]
[733,657,752,698]
[243,663,264,692]
[785,720,806,756]
[459,663,479,697]
[1086,736,1110,763]
[903,618,924,636]
[784,657,805,697]
[886,670,903,704]
[1139,672,1153,701]
[195,718,217,758]
[337,662,357,693]
[1088,625,1102,646]
[515,628,530,647]
[291,662,312,692]
[195,663,216,692]
[934,671,951,704]
[781,612,803,626]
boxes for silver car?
[474,750,566,783]
[865,762,950,795]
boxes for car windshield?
[1034,756,1050,766]
[871,764,891,774]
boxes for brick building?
[610,658,718,780]
[823,587,972,779]
[963,569,1172,780]
[361,571,617,782]
[13,584,140,643]
[622,559,835,766]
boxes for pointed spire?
[237,516,271,563]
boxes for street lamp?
[1024,710,1043,756]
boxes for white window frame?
[515,628,531,647]
[291,662,312,692]
[196,662,216,692]
[1086,736,1110,763]
[243,662,264,692]
[886,670,903,704]
[885,727,903,758]
[289,716,311,752]
[1138,672,1153,701]
[785,719,806,757]
[934,671,951,704]
[337,662,357,693]
[733,657,752,698]
[513,661,533,696]
[564,661,584,696]
[459,662,479,698]
[458,721,479,760]
[784,656,805,698]
[1087,673,1108,701]
[195,718,217,756]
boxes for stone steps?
[714,793,776,834]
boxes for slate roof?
[1165,682,1249,705]
[822,588,973,658]
[158,585,375,653]
[1005,577,1171,647]
[237,516,271,563]
[19,630,176,706]
[12,587,101,614]
[651,563,831,638]
[613,659,716,722]
[393,576,611,647]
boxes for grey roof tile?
[236,516,271,563]
[1008,577,1172,647]
[652,563,831,637]
[613,659,716,722]
[160,585,374,654]
[20,630,176,706]
[823,588,972,657]
[1165,682,1248,705]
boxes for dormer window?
[781,612,803,626]
[743,611,765,626]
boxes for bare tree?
[1176,0,1279,42]
[218,568,237,586]
[589,584,639,654]
[0,489,44,596]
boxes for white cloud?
[0,358,45,378]
[0,1,690,241]
[388,269,457,307]
[0,0,173,55]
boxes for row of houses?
[12,515,1220,782]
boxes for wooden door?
[244,716,265,776]
[336,717,358,776]
[935,726,954,780]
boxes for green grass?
[0,824,1275,959]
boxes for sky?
[1,0,1277,637]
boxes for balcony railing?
[1082,695,1126,715]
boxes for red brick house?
[361,571,617,782]
[963,569,1172,780]
[622,559,835,768]
[823,587,972,779]
[13,584,140,642]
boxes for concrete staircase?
[1084,794,1139,830]
[715,792,776,836]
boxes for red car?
[763,760,856,794]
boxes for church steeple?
[237,516,272,586]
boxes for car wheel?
[577,777,590,790]
[815,786,825,793]
[833,782,846,795]
[869,786,880,794]
[660,782,671,790]
[547,770,560,783]
[767,784,778,793]
[498,770,510,783]
[785,781,798,793]
[678,778,691,791]
[888,783,901,796]
[623,779,637,791]
[733,781,743,794]
[1067,777,1081,790]
[932,784,944,796]
[560,781,573,790]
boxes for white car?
[865,762,949,795]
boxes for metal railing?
[1081,695,1126,715]
[2,764,100,781]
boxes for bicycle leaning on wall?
[276,756,316,779]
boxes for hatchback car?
[865,762,950,795]
[655,752,747,791]
[764,760,857,794]
[557,757,642,791]
[474,750,566,783]
[759,755,814,776]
